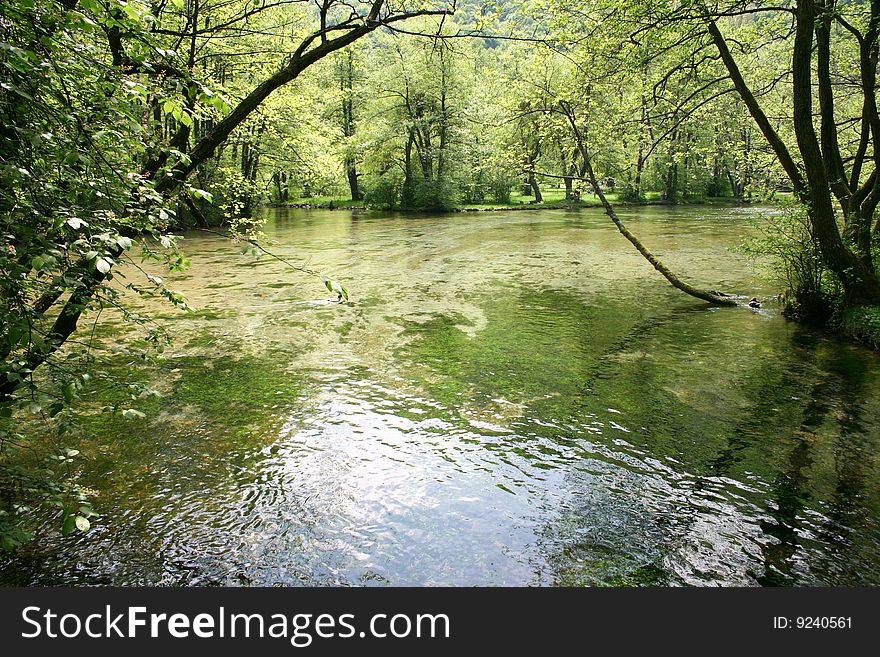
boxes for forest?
[1,0,880,587]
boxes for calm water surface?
[3,205,880,586]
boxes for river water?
[3,205,880,586]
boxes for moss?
[600,563,668,587]
[184,334,217,349]
[840,305,880,350]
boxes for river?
[3,205,879,586]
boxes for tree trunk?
[402,129,416,206]
[437,49,449,182]
[586,155,735,305]
[558,102,736,305]
[340,49,362,201]
[529,171,543,202]
[0,245,123,402]
[790,0,880,304]
[634,92,648,198]
[527,151,542,202]
[666,162,679,204]
[634,151,645,198]
[839,0,880,262]
[726,170,743,199]
[708,10,880,306]
[346,158,360,202]
[273,172,283,202]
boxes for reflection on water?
[2,205,880,586]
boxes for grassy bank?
[268,190,754,212]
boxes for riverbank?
[841,306,880,350]
[266,192,759,213]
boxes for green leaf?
[74,516,90,532]
[96,257,112,274]
[123,2,143,21]
[8,324,24,346]
[61,513,76,536]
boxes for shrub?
[406,178,459,212]
[741,203,841,322]
[618,184,645,203]
[363,174,401,209]
[487,172,518,204]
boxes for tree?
[704,0,880,307]
[355,23,483,210]
[0,0,452,547]
[1,0,176,547]
[337,48,364,201]
[1,0,452,403]
[505,4,740,304]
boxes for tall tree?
[337,49,363,201]
[702,0,880,306]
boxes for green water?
[3,205,880,586]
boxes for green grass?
[459,188,610,209]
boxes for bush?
[618,184,645,203]
[399,178,459,212]
[741,203,841,322]
[363,174,401,209]
[487,172,518,204]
